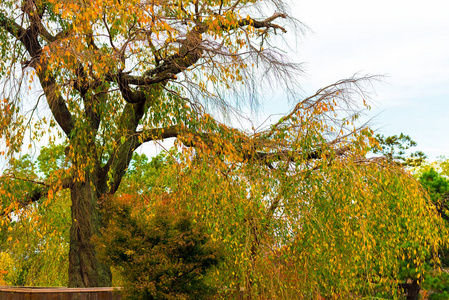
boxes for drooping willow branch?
[0,175,72,217]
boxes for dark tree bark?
[400,279,420,300]
[68,179,111,287]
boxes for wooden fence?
[0,286,121,300]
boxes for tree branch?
[7,174,49,186]
[99,125,181,194]
[21,0,56,43]
[96,25,207,191]
[105,71,177,88]
[35,64,75,137]
[0,175,72,217]
[247,145,350,165]
[143,25,205,79]
[0,11,75,137]
[0,12,27,40]
[238,12,287,33]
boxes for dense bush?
[96,194,223,300]
[423,271,449,300]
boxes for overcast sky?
[266,0,449,160]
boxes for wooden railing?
[0,286,121,300]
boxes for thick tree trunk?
[68,180,111,287]
[400,279,420,300]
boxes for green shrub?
[423,270,449,300]
[96,194,223,300]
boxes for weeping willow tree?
[0,0,446,295]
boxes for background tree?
[419,167,449,220]
[373,133,427,167]
[416,158,449,299]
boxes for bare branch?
[105,71,175,103]
[6,174,48,186]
